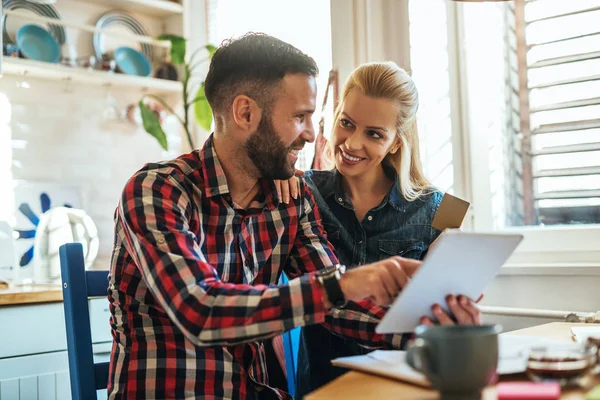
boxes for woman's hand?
[419,294,484,326]
[274,169,304,204]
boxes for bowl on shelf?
[16,24,60,63]
[114,46,152,77]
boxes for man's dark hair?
[204,33,319,116]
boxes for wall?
[482,272,600,331]
[0,77,182,279]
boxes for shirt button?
[367,215,373,221]
[358,240,363,244]
[304,315,311,323]
[157,237,166,244]
[338,197,343,203]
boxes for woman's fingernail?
[448,297,456,306]
[461,297,468,306]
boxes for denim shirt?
[295,167,443,398]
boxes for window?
[516,0,600,226]
[206,0,333,171]
[409,0,457,194]
[454,0,600,266]
[331,0,600,265]
[469,0,600,229]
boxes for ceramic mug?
[407,324,502,400]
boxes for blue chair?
[283,327,301,396]
[59,243,110,400]
[280,273,301,396]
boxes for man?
[107,33,478,400]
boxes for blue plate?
[114,47,151,77]
[16,24,60,63]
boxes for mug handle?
[406,338,439,382]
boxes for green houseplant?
[139,35,216,151]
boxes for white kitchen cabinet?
[0,299,111,400]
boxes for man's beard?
[245,115,304,180]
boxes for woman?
[274,61,480,397]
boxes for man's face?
[245,73,317,180]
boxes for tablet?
[376,230,523,334]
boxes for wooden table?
[0,284,62,306]
[306,322,600,399]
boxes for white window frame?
[329,0,600,273]
[451,2,600,273]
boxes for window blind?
[517,0,600,224]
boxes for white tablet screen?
[376,230,523,334]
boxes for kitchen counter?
[0,284,63,306]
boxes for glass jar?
[526,342,598,387]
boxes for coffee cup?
[407,324,502,400]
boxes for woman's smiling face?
[332,88,399,179]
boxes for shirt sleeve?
[286,179,408,349]
[116,169,327,347]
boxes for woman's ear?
[390,141,401,154]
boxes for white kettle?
[33,207,99,284]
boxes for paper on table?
[330,334,571,386]
[571,326,600,342]
[331,350,430,387]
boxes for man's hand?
[419,294,483,326]
[333,257,421,307]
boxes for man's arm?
[117,170,329,347]
[285,180,410,349]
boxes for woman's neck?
[341,166,394,203]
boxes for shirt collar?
[200,135,279,210]
[200,135,230,198]
[378,163,406,212]
[323,164,409,212]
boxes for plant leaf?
[139,100,168,151]
[158,34,186,65]
[205,44,217,59]
[194,83,213,132]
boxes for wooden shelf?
[2,58,182,95]
[70,0,184,17]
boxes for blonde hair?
[330,61,433,201]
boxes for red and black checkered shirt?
[107,136,404,399]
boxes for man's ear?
[231,95,261,132]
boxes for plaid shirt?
[107,136,403,400]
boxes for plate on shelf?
[16,24,60,63]
[2,0,65,45]
[93,10,153,63]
